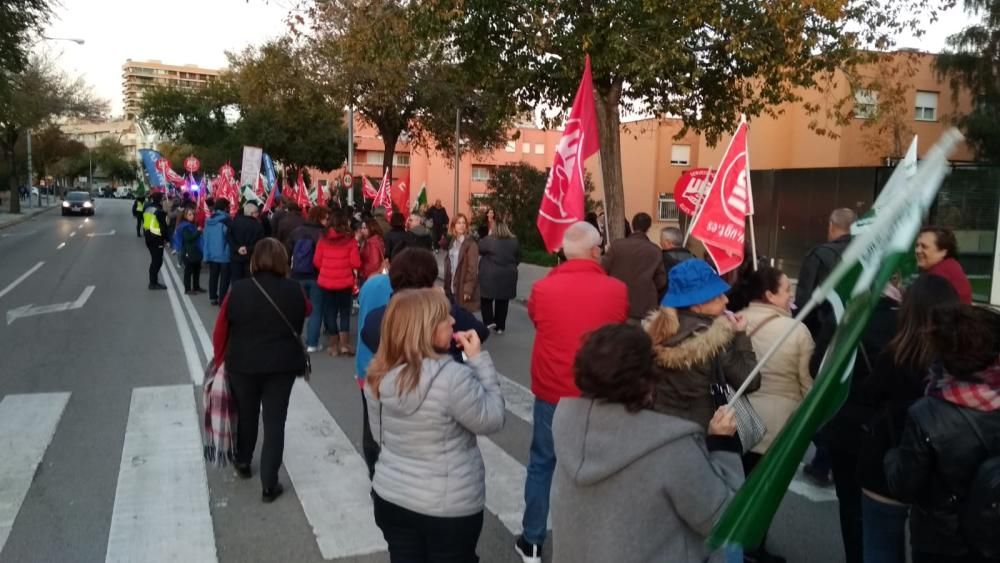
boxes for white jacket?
[365,352,505,517]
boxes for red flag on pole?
[315,180,327,209]
[262,176,277,214]
[373,168,393,215]
[254,173,266,201]
[362,176,379,200]
[195,177,208,228]
[295,170,311,215]
[391,173,410,219]
[537,55,601,253]
[688,121,753,275]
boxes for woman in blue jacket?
[202,198,232,305]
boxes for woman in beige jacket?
[734,265,814,562]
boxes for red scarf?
[929,361,1000,412]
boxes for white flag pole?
[742,114,759,271]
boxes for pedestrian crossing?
[0,371,835,562]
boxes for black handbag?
[251,277,311,378]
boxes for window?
[854,89,878,119]
[505,141,516,153]
[534,143,545,155]
[670,145,691,166]
[394,153,410,167]
[658,194,680,222]
[522,143,531,154]
[471,166,492,182]
[915,91,938,121]
[366,151,383,166]
[470,192,490,212]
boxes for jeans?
[480,298,510,331]
[230,261,250,285]
[207,262,231,301]
[373,492,483,563]
[298,279,324,347]
[229,371,297,490]
[183,260,202,291]
[361,390,380,480]
[145,237,164,285]
[861,494,908,563]
[322,288,353,335]
[522,398,557,545]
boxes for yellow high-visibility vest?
[143,207,161,236]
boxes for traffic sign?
[183,156,201,173]
[342,174,353,188]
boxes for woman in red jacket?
[915,226,973,304]
[313,209,361,356]
[360,217,386,283]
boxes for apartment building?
[122,59,222,119]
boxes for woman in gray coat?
[478,221,520,333]
[552,323,742,563]
[365,288,505,562]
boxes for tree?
[90,138,136,185]
[28,125,86,186]
[854,53,921,159]
[1,53,106,213]
[0,0,52,87]
[936,0,1000,162]
[433,0,951,240]
[302,0,515,177]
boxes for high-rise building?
[122,59,222,119]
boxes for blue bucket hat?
[661,258,730,308]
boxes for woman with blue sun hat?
[643,258,759,431]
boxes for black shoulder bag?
[251,277,312,378]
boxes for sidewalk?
[434,251,551,304]
[0,199,58,231]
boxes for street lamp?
[41,36,85,45]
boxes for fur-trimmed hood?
[643,307,737,370]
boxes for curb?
[0,205,57,231]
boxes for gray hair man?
[659,226,694,283]
[516,220,628,561]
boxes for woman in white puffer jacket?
[365,287,505,562]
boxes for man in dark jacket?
[132,195,146,237]
[274,201,304,253]
[659,226,694,287]
[143,192,170,290]
[796,207,856,488]
[602,213,667,322]
[427,199,449,251]
[404,212,434,251]
[383,212,408,260]
[228,202,266,284]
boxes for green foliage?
[0,0,52,87]
[139,39,348,173]
[936,0,1000,162]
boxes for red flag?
[315,180,327,209]
[254,173,266,201]
[262,176,277,214]
[295,170,311,215]
[362,176,379,200]
[537,55,601,252]
[195,177,208,228]
[673,168,714,216]
[391,173,411,219]
[688,121,753,275]
[372,168,393,214]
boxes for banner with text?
[240,146,263,188]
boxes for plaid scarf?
[928,361,1000,412]
[203,360,238,466]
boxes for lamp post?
[453,108,460,217]
[41,36,85,45]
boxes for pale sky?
[39,0,976,119]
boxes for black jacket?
[384,227,408,260]
[885,395,1000,557]
[224,273,308,376]
[362,300,488,363]
[662,247,695,290]
[228,215,265,263]
[288,221,326,280]
[403,225,434,252]
[795,234,852,374]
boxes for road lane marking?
[6,285,96,325]
[161,261,203,384]
[499,373,534,424]
[86,229,115,237]
[69,231,75,237]
[788,464,838,502]
[283,381,387,558]
[0,261,43,300]
[56,242,65,249]
[0,392,71,553]
[163,258,212,361]
[479,436,550,536]
[105,385,217,563]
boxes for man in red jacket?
[515,221,628,563]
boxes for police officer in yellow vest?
[132,195,145,237]
[143,192,171,290]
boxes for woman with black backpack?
[885,303,1000,563]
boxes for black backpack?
[956,406,1000,559]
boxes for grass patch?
[522,247,559,267]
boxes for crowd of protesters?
[178,187,999,563]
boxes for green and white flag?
[708,128,962,551]
[412,182,427,213]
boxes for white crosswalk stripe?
[105,385,217,563]
[0,392,70,555]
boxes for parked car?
[62,191,95,216]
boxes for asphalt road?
[0,199,847,563]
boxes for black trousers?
[479,298,510,331]
[361,391,380,480]
[913,553,999,563]
[183,260,202,291]
[207,262,231,301]
[372,493,483,563]
[145,237,164,285]
[229,372,296,490]
[741,452,778,554]
[135,214,143,236]
[831,446,863,563]
[230,261,250,285]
